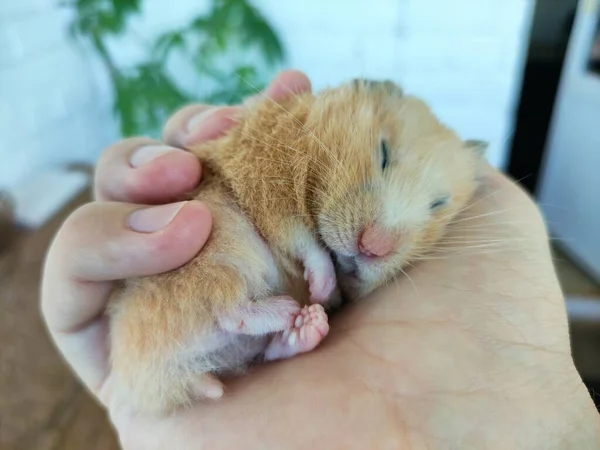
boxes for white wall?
[257,0,535,169]
[538,0,600,282]
[0,1,118,192]
[0,0,534,193]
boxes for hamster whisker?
[411,249,512,260]
[432,241,535,252]
[436,235,530,243]
[440,238,523,246]
[233,72,264,97]
[548,236,573,243]
[432,243,519,250]
[535,202,571,212]
[430,235,526,245]
[441,235,571,245]
[436,177,525,223]
[398,268,419,293]
[412,241,512,252]
[429,245,520,253]
[429,244,514,252]
[446,221,530,230]
[435,239,528,247]
[445,208,515,225]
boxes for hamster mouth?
[319,230,394,281]
[329,250,359,278]
[316,230,358,278]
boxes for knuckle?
[46,203,100,275]
[57,202,98,243]
[94,137,159,200]
[52,203,128,277]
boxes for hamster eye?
[430,197,449,210]
[380,139,389,170]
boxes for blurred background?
[1,0,599,447]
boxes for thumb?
[41,200,211,394]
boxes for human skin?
[41,70,600,449]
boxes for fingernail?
[128,202,187,233]
[130,145,180,168]
[186,108,219,133]
[181,106,240,147]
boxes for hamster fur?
[108,79,487,413]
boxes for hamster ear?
[350,78,403,96]
[465,140,489,182]
[464,139,488,157]
[380,80,404,96]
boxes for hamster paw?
[294,233,338,305]
[304,264,337,305]
[263,304,329,361]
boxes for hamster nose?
[358,225,396,258]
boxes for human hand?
[105,165,600,450]
[42,70,600,449]
[40,70,312,448]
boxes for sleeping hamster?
[108,79,487,413]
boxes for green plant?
[66,0,285,137]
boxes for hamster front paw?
[302,249,339,307]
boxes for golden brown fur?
[108,79,485,413]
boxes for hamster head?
[304,79,487,299]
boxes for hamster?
[108,79,487,413]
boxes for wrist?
[510,365,600,449]
[553,378,600,449]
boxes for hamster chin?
[312,79,487,300]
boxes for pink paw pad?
[264,304,329,361]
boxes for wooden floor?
[0,189,120,450]
[1,187,599,450]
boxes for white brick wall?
[0,0,534,192]
[257,0,535,168]
[0,2,117,191]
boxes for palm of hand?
[109,168,594,450]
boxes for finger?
[41,200,212,394]
[162,105,240,148]
[250,68,312,103]
[94,137,201,203]
[163,69,312,147]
